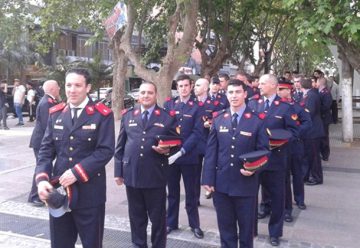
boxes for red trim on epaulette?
[258,113,266,119]
[169,110,176,117]
[224,113,230,118]
[213,100,219,106]
[274,100,280,106]
[252,94,260,100]
[296,121,300,126]
[49,102,66,114]
[133,109,140,116]
[198,101,204,107]
[85,105,95,115]
[121,108,128,115]
[95,102,112,116]
[35,172,49,183]
[48,98,55,104]
[165,97,171,102]
[74,163,89,183]
[188,101,194,106]
[154,109,161,116]
[212,111,219,118]
[244,113,252,119]
[300,102,305,107]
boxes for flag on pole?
[103,2,127,39]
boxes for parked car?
[89,87,112,101]
[96,88,135,109]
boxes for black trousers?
[259,170,286,238]
[320,123,330,160]
[50,204,105,248]
[285,152,305,214]
[213,191,256,248]
[126,186,167,248]
[28,149,40,202]
[167,163,200,229]
[0,106,8,127]
[331,100,338,124]
[303,138,323,183]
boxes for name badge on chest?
[219,126,229,132]
[54,125,63,130]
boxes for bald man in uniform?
[28,80,61,206]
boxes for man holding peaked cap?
[248,74,298,246]
[202,79,269,248]
[115,81,179,248]
[36,68,115,248]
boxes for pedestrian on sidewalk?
[0,80,10,130]
[36,68,115,248]
[12,78,26,126]
[115,81,178,248]
[28,80,60,207]
[26,81,36,122]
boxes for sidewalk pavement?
[0,116,360,248]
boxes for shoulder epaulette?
[165,96,172,102]
[49,102,66,114]
[95,102,112,116]
[212,109,226,119]
[121,106,133,116]
[254,111,266,120]
[250,94,260,100]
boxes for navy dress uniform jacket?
[29,94,57,150]
[248,95,299,171]
[114,105,177,188]
[202,107,269,197]
[319,87,333,125]
[35,101,115,209]
[193,96,223,155]
[300,89,325,139]
[163,97,202,165]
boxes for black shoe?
[284,213,293,222]
[297,203,307,210]
[15,123,24,126]
[257,211,270,219]
[3,126,9,130]
[191,227,204,239]
[30,199,45,207]
[166,226,177,235]
[204,191,212,199]
[305,179,321,186]
[270,237,280,246]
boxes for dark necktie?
[264,99,270,111]
[143,110,149,127]
[72,108,80,125]
[211,95,216,101]
[232,113,238,130]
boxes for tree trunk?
[339,49,353,143]
[112,32,128,120]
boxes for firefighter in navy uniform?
[163,74,205,239]
[114,82,178,248]
[248,74,298,247]
[209,76,229,109]
[192,78,223,202]
[36,68,115,248]
[300,78,325,185]
[277,78,312,222]
[316,77,333,161]
[28,80,60,207]
[202,79,269,248]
